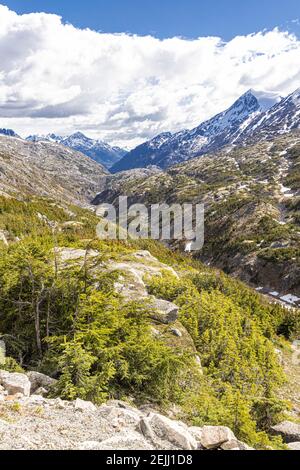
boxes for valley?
[94,132,300,301]
[0,86,299,451]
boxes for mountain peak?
[226,90,261,117]
[230,88,280,114]
[59,132,126,168]
[236,86,300,142]
[239,88,260,101]
[24,131,127,169]
[68,131,88,140]
[248,89,282,111]
[0,128,20,138]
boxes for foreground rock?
[200,426,235,449]
[140,413,198,450]
[26,371,57,394]
[0,371,247,450]
[271,421,300,443]
[220,439,254,450]
[0,371,31,397]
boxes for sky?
[3,0,300,40]
[0,1,300,147]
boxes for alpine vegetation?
[0,1,300,454]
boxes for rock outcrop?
[271,421,300,444]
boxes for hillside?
[94,132,300,300]
[0,127,299,450]
[0,193,299,449]
[0,135,108,206]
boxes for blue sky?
[2,0,300,40]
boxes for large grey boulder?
[287,442,300,450]
[141,413,198,450]
[149,299,179,324]
[271,421,300,443]
[200,426,236,449]
[26,371,57,394]
[0,370,31,397]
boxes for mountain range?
[25,132,127,169]
[0,129,126,170]
[1,87,299,174]
[111,88,300,173]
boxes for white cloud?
[0,4,299,148]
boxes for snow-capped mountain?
[26,133,63,143]
[25,132,127,169]
[60,132,126,169]
[0,128,20,138]
[236,88,300,144]
[111,90,281,173]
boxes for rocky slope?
[0,370,251,451]
[94,132,300,299]
[0,193,298,450]
[111,90,282,172]
[0,134,108,206]
[26,132,126,169]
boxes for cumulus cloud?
[0,4,299,147]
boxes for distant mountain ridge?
[26,132,127,169]
[0,128,20,138]
[111,88,299,173]
[0,129,126,169]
